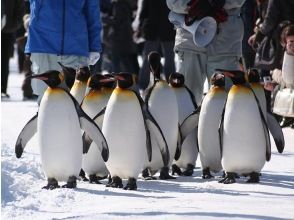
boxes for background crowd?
[1,0,294,127]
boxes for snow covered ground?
[1,57,294,220]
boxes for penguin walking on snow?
[15,70,109,189]
[101,72,169,190]
[218,70,283,184]
[198,72,227,179]
[142,51,180,180]
[81,74,114,183]
[168,73,198,176]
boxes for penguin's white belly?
[39,90,82,182]
[103,91,147,179]
[146,82,179,169]
[198,90,226,172]
[222,91,266,174]
[82,94,110,176]
[173,88,198,168]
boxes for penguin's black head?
[169,73,185,87]
[87,74,106,90]
[216,69,246,85]
[247,68,261,83]
[28,70,63,88]
[57,62,76,88]
[115,72,134,89]
[103,73,116,89]
[76,66,90,82]
[148,51,161,80]
[210,72,225,87]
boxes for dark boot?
[124,178,137,190]
[42,178,60,190]
[171,164,182,176]
[159,167,176,180]
[182,164,195,176]
[62,176,77,188]
[202,167,214,179]
[106,176,123,188]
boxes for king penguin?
[102,72,169,190]
[81,74,115,183]
[142,51,180,180]
[70,66,91,104]
[218,70,271,184]
[15,70,109,189]
[168,73,199,176]
[198,72,227,179]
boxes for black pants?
[1,32,15,94]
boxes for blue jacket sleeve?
[85,0,102,53]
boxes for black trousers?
[1,32,15,94]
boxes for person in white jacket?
[166,0,245,104]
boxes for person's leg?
[177,50,207,105]
[138,41,160,90]
[160,41,176,81]
[1,33,14,96]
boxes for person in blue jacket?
[25,0,102,103]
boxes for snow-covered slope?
[1,62,294,220]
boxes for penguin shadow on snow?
[74,184,174,199]
[257,172,294,190]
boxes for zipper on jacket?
[61,0,65,55]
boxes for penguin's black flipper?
[184,86,198,109]
[66,91,109,162]
[132,90,170,166]
[93,107,106,128]
[82,108,106,154]
[174,124,182,161]
[250,89,271,161]
[82,132,92,154]
[218,100,227,157]
[266,112,285,153]
[180,108,200,142]
[15,113,38,158]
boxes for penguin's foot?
[159,167,176,180]
[142,168,157,180]
[202,168,214,179]
[124,178,137,190]
[182,164,195,176]
[247,172,260,183]
[108,175,112,184]
[42,178,60,190]
[62,176,77,188]
[219,172,236,184]
[171,164,182,176]
[106,176,123,188]
[79,169,89,182]
[89,174,102,184]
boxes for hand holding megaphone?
[168,11,217,48]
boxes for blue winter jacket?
[25,0,102,57]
